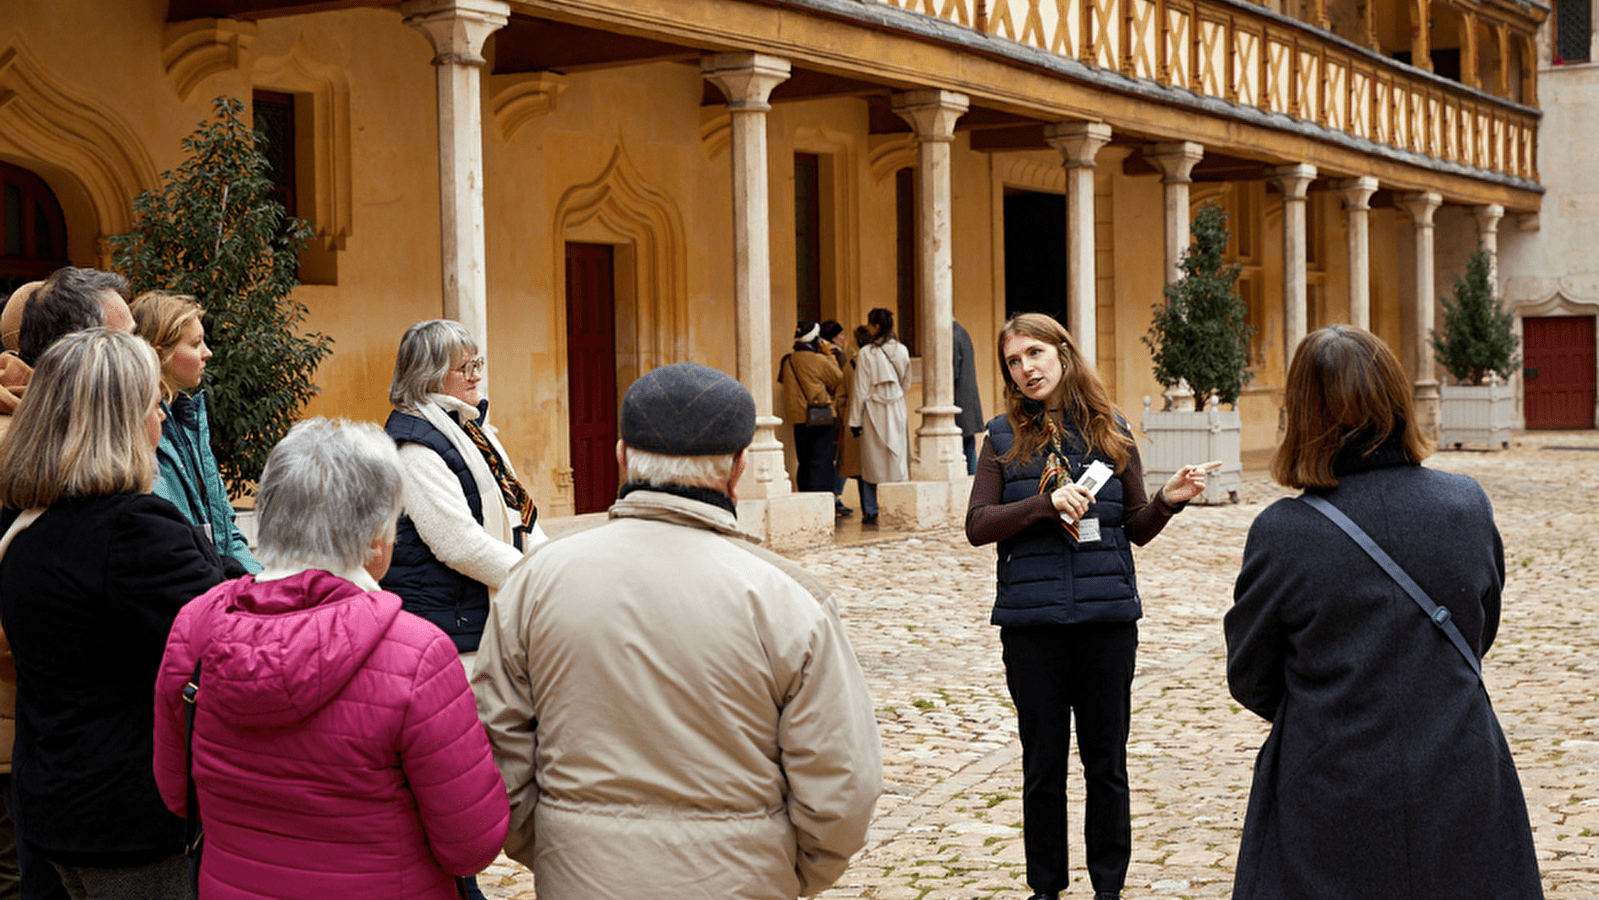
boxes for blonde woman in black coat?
[1225,325,1541,900]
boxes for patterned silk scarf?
[1037,413,1079,541]
[459,416,538,531]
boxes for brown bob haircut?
[1273,325,1433,489]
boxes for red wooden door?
[1524,315,1596,430]
[566,243,619,513]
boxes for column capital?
[1142,141,1204,183]
[1396,191,1442,226]
[1043,121,1112,168]
[891,89,970,142]
[401,0,509,66]
[1265,163,1317,199]
[1333,176,1379,210]
[701,53,792,112]
[1473,203,1505,233]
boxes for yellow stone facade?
[0,0,1545,536]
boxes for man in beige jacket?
[473,362,882,900]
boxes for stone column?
[1398,191,1443,438]
[1266,164,1317,357]
[1143,142,1204,285]
[1044,122,1113,364]
[1474,203,1504,295]
[402,0,508,351]
[892,89,969,483]
[701,52,793,505]
[1334,176,1379,330]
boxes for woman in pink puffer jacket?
[154,418,509,899]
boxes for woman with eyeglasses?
[382,320,545,663]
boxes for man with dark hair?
[17,267,133,366]
[474,362,882,900]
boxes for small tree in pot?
[112,96,333,496]
[1431,248,1518,386]
[1431,248,1517,449]
[1143,203,1254,410]
[1139,202,1251,503]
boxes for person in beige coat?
[473,362,882,900]
[779,321,844,496]
[848,308,912,524]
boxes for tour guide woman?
[381,319,544,658]
[965,313,1217,900]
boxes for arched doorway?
[0,161,69,297]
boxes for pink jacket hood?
[192,570,402,728]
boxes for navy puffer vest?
[381,406,489,652]
[986,413,1142,627]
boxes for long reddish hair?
[997,313,1133,471]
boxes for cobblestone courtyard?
[485,429,1599,899]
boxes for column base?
[911,429,968,482]
[736,492,835,552]
[877,476,973,532]
[1413,379,1441,443]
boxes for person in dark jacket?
[381,319,544,662]
[0,329,224,899]
[130,290,261,577]
[951,319,984,475]
[965,313,1215,900]
[1225,325,1542,900]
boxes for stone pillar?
[701,52,791,498]
[1334,176,1379,330]
[1474,203,1504,295]
[1398,191,1443,439]
[402,0,508,351]
[1143,142,1204,285]
[892,89,969,483]
[1044,122,1112,364]
[1266,164,1317,357]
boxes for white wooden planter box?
[1439,380,1513,450]
[1140,399,1242,505]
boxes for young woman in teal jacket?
[131,291,261,576]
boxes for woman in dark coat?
[0,329,224,898]
[1225,325,1542,900]
[965,313,1216,900]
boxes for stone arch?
[0,42,159,266]
[552,142,690,401]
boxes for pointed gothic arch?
[0,43,159,266]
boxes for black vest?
[985,413,1142,627]
[381,407,489,652]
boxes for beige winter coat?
[473,488,883,900]
[779,347,843,426]
[847,338,912,484]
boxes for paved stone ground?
[483,429,1599,899]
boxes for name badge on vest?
[1076,517,1101,544]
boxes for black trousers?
[792,424,837,493]
[1001,621,1138,895]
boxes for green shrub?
[1431,248,1519,386]
[1143,203,1254,410]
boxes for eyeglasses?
[453,357,485,377]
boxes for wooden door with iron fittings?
[1523,315,1596,430]
[565,243,620,514]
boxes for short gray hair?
[256,418,403,573]
[625,446,737,491]
[389,319,476,411]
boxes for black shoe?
[861,513,878,525]
[835,502,853,517]
[1093,892,1121,900]
[1026,892,1058,900]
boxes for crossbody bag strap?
[183,658,203,857]
[1297,494,1483,682]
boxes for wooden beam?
[166,0,385,21]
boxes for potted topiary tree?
[1139,202,1253,503]
[112,96,334,533]
[1432,248,1517,449]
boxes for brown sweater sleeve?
[965,431,1184,547]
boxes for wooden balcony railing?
[869,0,1538,182]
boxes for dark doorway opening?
[1003,189,1066,324]
[565,242,620,513]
